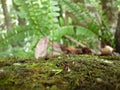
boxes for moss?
[0,55,120,90]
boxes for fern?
[50,26,74,40]
[61,0,101,35]
[0,26,30,45]
[51,25,98,40]
[0,0,60,57]
[0,0,114,57]
[60,0,114,46]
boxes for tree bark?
[115,12,120,53]
[100,0,118,47]
[1,0,12,30]
[101,0,118,32]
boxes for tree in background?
[101,0,118,47]
[115,12,120,53]
[1,0,12,30]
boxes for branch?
[64,35,86,48]
[64,35,96,54]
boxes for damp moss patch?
[0,55,120,90]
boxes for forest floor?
[0,55,120,90]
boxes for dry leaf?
[52,42,62,52]
[35,36,49,59]
[46,51,61,58]
[100,45,114,55]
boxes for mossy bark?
[0,55,120,90]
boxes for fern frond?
[50,26,74,40]
[0,26,31,47]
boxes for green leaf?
[50,26,74,40]
[76,26,98,38]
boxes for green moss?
[0,55,120,90]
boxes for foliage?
[0,0,60,57]
[0,0,118,57]
[61,0,114,45]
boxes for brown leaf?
[45,51,61,59]
[82,47,92,54]
[35,36,49,59]
[100,45,114,55]
[52,42,62,52]
[64,46,76,54]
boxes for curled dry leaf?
[35,36,49,59]
[52,42,62,52]
[82,47,92,54]
[100,45,114,55]
[45,42,62,59]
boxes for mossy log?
[0,55,120,90]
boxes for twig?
[64,35,96,54]
[64,35,86,48]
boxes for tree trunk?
[100,0,118,47]
[101,0,118,32]
[115,12,120,53]
[1,0,12,30]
